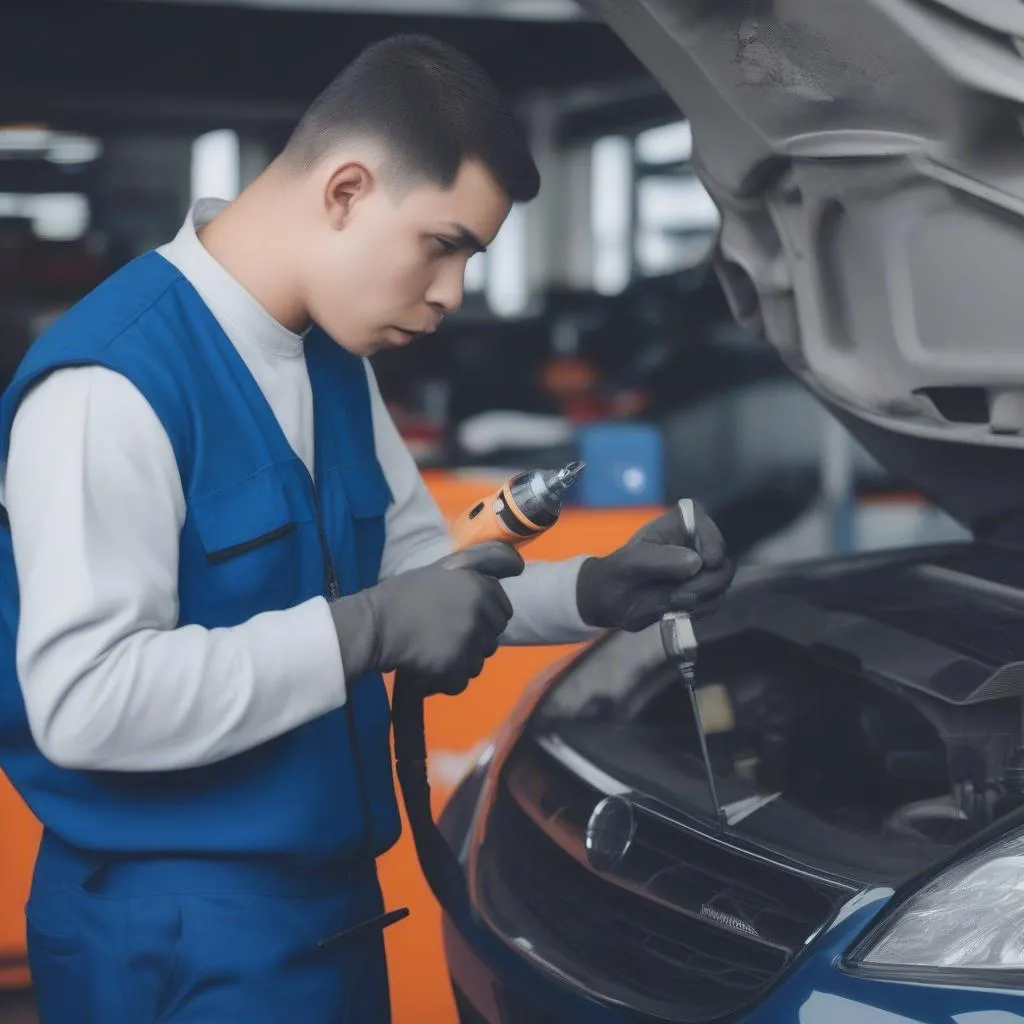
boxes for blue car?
[437,1,1024,1020]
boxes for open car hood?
[580,0,1024,536]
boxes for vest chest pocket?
[187,467,302,619]
[335,461,393,592]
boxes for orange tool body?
[451,460,586,550]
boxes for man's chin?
[324,328,418,357]
[318,331,376,358]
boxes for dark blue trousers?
[25,831,392,1023]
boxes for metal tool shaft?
[659,498,725,830]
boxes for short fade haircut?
[282,34,540,203]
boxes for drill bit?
[541,460,585,497]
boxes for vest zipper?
[310,481,374,858]
[317,512,341,602]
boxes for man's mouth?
[392,318,441,339]
[385,326,423,347]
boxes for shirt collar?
[159,198,307,359]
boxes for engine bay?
[534,547,1024,884]
[684,631,1023,845]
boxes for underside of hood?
[579,0,1024,535]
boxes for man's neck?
[197,170,310,334]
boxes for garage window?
[589,119,720,293]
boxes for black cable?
[391,671,471,925]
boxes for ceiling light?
[48,135,103,165]
[0,126,51,155]
[0,127,102,165]
[112,0,586,20]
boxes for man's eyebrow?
[444,223,487,254]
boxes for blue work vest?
[0,251,402,866]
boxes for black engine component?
[1003,749,1024,795]
[884,758,1024,843]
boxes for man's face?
[303,157,512,356]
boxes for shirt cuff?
[499,554,601,646]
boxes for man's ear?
[323,160,375,229]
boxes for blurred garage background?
[0,1,968,1021]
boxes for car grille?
[472,737,854,1022]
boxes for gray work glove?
[330,541,525,692]
[576,501,735,632]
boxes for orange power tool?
[451,460,586,551]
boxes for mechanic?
[0,34,734,1023]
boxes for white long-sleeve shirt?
[1,198,598,774]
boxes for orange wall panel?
[0,775,38,987]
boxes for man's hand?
[330,542,525,691]
[576,501,735,632]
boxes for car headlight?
[848,824,1024,980]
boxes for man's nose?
[425,264,465,315]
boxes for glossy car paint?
[443,806,1024,1024]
